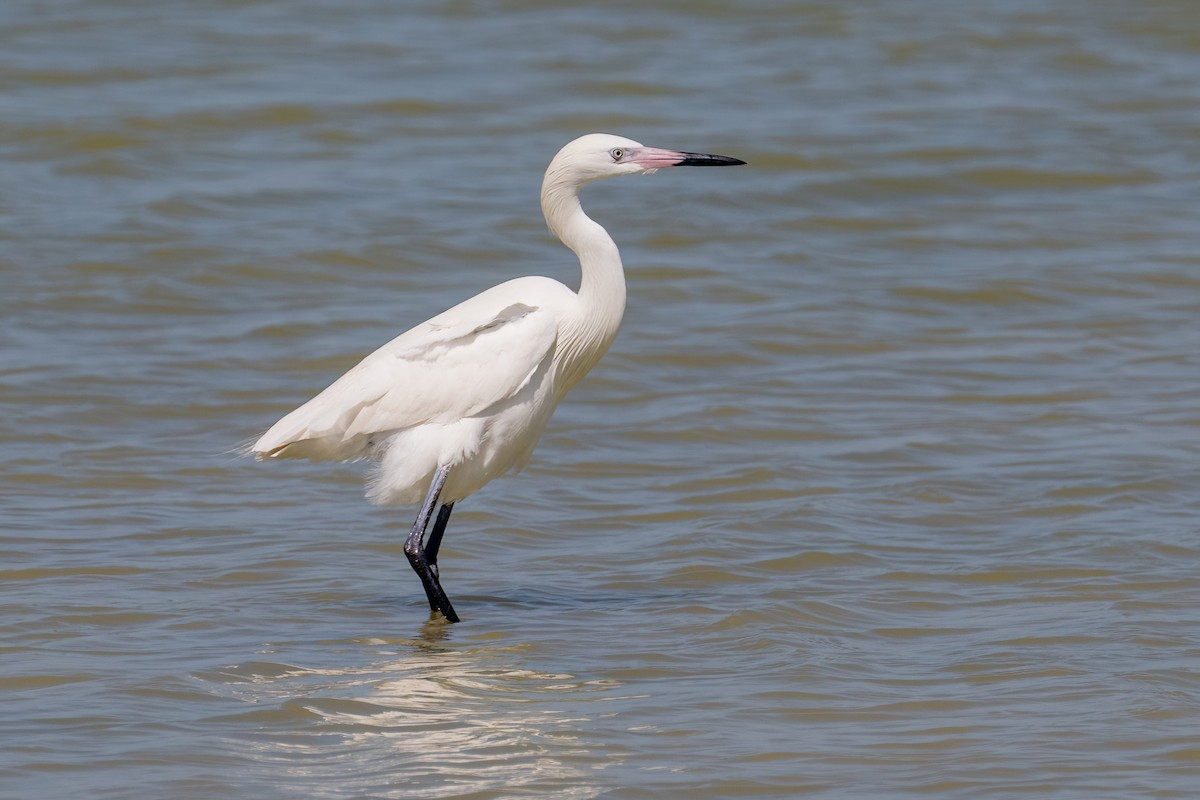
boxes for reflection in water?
[204,633,622,798]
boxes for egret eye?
[609,148,624,161]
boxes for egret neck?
[540,167,627,392]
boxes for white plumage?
[254,277,569,504]
[251,133,745,621]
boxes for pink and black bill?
[626,146,747,169]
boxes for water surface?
[3,1,1200,798]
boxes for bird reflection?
[213,636,619,797]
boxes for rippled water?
[3,1,1200,797]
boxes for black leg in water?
[426,502,454,574]
[403,466,460,623]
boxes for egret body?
[252,133,745,621]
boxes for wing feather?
[253,298,559,461]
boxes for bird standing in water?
[252,133,745,622]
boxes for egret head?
[547,133,746,187]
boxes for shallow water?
[3,1,1200,797]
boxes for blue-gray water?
[3,1,1200,798]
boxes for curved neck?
[541,173,627,384]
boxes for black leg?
[403,466,460,623]
[426,502,455,572]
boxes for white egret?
[252,133,745,622]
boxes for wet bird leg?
[403,466,460,622]
[425,502,454,575]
